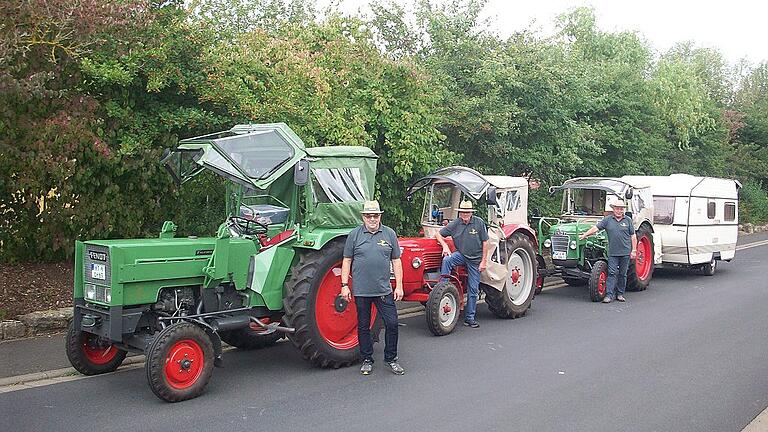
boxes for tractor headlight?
[569,240,577,250]
[412,257,422,269]
[85,283,97,300]
[105,288,111,303]
[543,239,551,248]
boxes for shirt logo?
[377,239,390,247]
[469,228,478,235]
[621,223,626,227]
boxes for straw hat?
[361,200,384,214]
[609,198,628,208]
[455,200,477,213]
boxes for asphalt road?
[2,234,767,431]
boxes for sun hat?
[455,200,477,213]
[361,200,384,214]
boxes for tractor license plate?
[91,263,106,280]
[553,251,567,260]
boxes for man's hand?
[441,245,451,257]
[630,249,637,260]
[579,233,588,240]
[479,260,487,272]
[340,285,352,301]
[394,286,404,301]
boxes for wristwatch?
[341,282,348,287]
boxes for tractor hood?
[162,123,308,190]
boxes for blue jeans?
[607,255,630,298]
[441,252,481,321]
[355,293,398,363]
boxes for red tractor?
[397,167,540,335]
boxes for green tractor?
[65,123,382,401]
[535,178,656,301]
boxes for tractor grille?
[551,235,570,254]
[84,245,111,285]
[422,251,443,270]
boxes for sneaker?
[616,295,626,302]
[386,360,405,375]
[602,297,612,303]
[360,359,373,375]
[463,319,480,328]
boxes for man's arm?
[341,257,352,301]
[392,258,403,301]
[579,225,599,240]
[479,240,489,272]
[435,231,451,257]
[630,234,637,259]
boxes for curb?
[0,355,146,388]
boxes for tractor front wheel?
[65,320,126,375]
[145,322,214,402]
[588,260,608,302]
[284,239,382,368]
[482,233,537,318]
[426,281,460,336]
[627,225,654,291]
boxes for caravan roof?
[621,174,740,199]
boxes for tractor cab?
[406,166,529,238]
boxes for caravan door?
[653,196,690,264]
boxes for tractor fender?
[501,224,538,245]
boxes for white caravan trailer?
[622,174,741,275]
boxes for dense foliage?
[2,0,768,262]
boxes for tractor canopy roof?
[162,123,377,191]
[549,177,649,199]
[406,166,527,200]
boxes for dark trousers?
[355,293,398,362]
[607,255,630,298]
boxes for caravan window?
[707,201,716,219]
[724,202,736,221]
[653,197,675,225]
[311,168,367,203]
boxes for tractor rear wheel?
[426,281,460,336]
[482,233,537,318]
[65,320,127,375]
[219,323,282,350]
[145,322,214,402]
[284,239,382,368]
[534,255,546,295]
[627,225,654,291]
[588,260,608,302]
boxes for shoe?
[360,359,373,375]
[463,319,480,328]
[616,295,626,302]
[602,297,612,303]
[386,359,405,375]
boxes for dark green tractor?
[66,123,382,401]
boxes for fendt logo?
[88,251,108,261]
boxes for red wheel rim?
[635,235,652,281]
[81,333,119,365]
[314,260,377,350]
[598,270,607,296]
[164,339,205,390]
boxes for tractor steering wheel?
[229,216,269,236]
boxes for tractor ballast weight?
[66,123,382,401]
[535,177,656,301]
[397,166,539,335]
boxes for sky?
[331,0,768,65]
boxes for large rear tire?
[145,322,214,402]
[588,260,608,302]
[65,320,127,375]
[426,281,460,336]
[283,239,382,368]
[219,324,282,350]
[627,225,654,291]
[482,233,537,318]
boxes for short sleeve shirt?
[596,215,634,256]
[343,224,401,297]
[439,216,489,264]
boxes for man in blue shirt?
[579,199,637,303]
[436,200,489,328]
[340,200,405,375]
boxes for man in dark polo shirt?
[435,200,489,328]
[340,200,404,375]
[579,198,637,303]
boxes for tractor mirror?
[548,186,557,195]
[625,189,633,200]
[294,159,310,186]
[486,186,498,206]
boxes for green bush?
[739,180,768,224]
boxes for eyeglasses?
[363,214,381,219]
